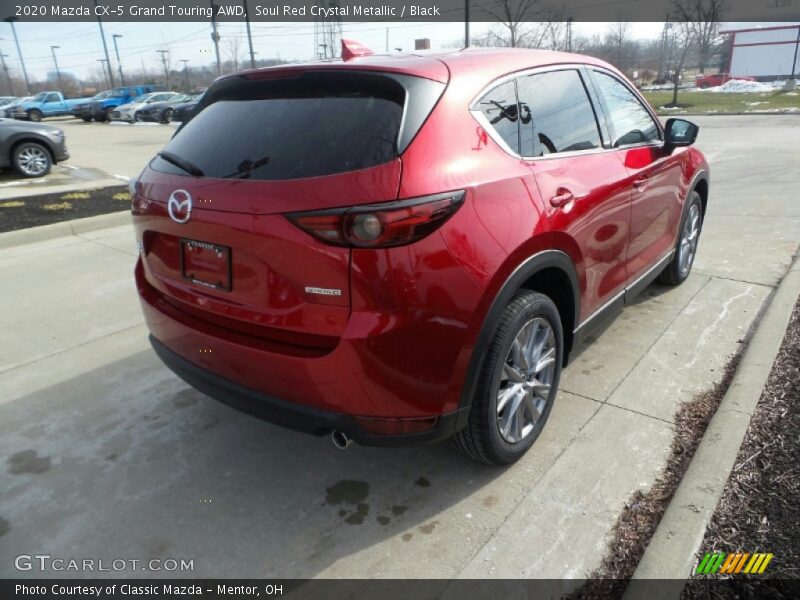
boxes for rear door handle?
[633,177,648,191]
[549,188,574,208]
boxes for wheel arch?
[457,249,580,412]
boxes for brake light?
[286,191,465,248]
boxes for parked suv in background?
[132,47,708,464]
[72,85,166,122]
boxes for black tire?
[12,142,52,178]
[658,191,704,286]
[81,116,92,122]
[161,108,173,124]
[452,290,563,465]
[28,109,42,122]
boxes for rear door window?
[152,71,441,181]
[592,71,661,147]
[516,69,602,156]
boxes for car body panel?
[0,118,69,168]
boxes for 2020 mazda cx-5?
[132,46,708,464]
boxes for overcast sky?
[0,21,673,83]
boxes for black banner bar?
[0,0,799,23]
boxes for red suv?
[132,47,708,464]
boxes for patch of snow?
[704,80,784,94]
[133,122,162,127]
[745,101,767,106]
[107,121,130,126]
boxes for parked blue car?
[13,91,91,122]
[71,84,166,122]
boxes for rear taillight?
[286,191,465,248]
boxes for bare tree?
[225,37,245,72]
[523,7,569,50]
[667,20,696,106]
[673,0,726,73]
[481,0,543,47]
[606,22,629,66]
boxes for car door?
[44,93,62,115]
[517,67,632,323]
[588,68,684,283]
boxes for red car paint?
[133,48,708,445]
[695,72,757,88]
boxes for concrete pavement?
[1,116,798,579]
[0,118,174,200]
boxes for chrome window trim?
[469,62,666,161]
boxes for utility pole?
[97,59,110,88]
[0,49,13,95]
[566,17,573,52]
[210,1,222,76]
[4,18,30,94]
[180,59,190,92]
[112,34,126,86]
[50,46,64,91]
[157,49,170,89]
[242,0,256,68]
[465,0,469,48]
[319,43,327,59]
[93,0,114,88]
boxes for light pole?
[464,0,469,48]
[50,46,64,92]
[93,0,114,88]
[112,34,125,86]
[4,18,30,94]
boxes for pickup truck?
[13,91,91,122]
[71,84,166,122]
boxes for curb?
[0,210,131,250]
[624,254,800,596]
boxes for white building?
[721,24,800,80]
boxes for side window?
[46,93,60,103]
[516,69,602,156]
[593,71,661,147]
[474,80,519,154]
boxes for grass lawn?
[642,90,800,115]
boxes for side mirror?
[664,118,699,152]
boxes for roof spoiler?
[341,39,375,61]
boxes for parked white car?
[110,92,181,122]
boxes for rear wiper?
[157,151,204,177]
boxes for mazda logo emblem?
[168,189,192,224]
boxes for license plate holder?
[180,239,232,292]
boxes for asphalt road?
[1,116,798,579]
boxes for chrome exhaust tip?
[331,430,353,450]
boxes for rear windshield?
[152,71,412,181]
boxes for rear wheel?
[161,108,173,123]
[658,191,703,286]
[453,291,562,465]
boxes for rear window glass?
[152,72,406,180]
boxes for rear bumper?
[150,334,467,446]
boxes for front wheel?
[28,109,42,122]
[658,191,703,286]
[161,108,173,123]
[13,142,52,177]
[453,291,562,464]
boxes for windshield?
[153,72,405,181]
[32,93,48,102]
[93,91,114,100]
[131,94,154,104]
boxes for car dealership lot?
[0,118,174,200]
[1,116,799,579]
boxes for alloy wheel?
[496,317,557,444]
[17,146,49,176]
[678,204,700,277]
